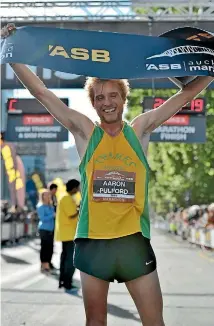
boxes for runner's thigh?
[125,270,164,326]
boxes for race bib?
[93,170,136,203]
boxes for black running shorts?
[74,232,156,283]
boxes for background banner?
[1,26,214,80]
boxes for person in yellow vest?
[54,179,80,293]
[2,23,214,326]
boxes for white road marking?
[1,242,40,256]
[0,263,40,285]
[14,274,45,289]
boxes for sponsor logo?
[146,63,182,71]
[48,45,110,63]
[146,45,214,60]
[146,261,153,265]
[23,115,54,126]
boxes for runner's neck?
[99,121,124,137]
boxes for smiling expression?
[93,80,125,124]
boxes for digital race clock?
[7,98,68,114]
[143,97,205,115]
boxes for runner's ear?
[159,26,214,89]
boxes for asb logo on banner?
[145,46,214,74]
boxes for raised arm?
[1,24,94,140]
[131,76,214,136]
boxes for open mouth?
[103,108,116,113]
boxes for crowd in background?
[0,200,37,224]
[1,199,38,243]
[36,179,81,293]
[167,203,214,230]
[1,178,81,293]
[165,203,214,244]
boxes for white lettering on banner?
[21,132,57,139]
[37,133,57,138]
[188,59,214,66]
[31,126,61,132]
[187,59,214,73]
[153,125,197,141]
[146,63,182,71]
[189,65,214,72]
[23,133,37,138]
[15,125,64,140]
[154,126,195,134]
[15,126,61,132]
[15,126,31,132]
[160,133,187,141]
[1,52,12,60]
[1,43,14,60]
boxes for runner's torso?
[75,122,151,240]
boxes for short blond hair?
[84,77,130,105]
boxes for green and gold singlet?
[75,122,150,240]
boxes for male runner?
[1,24,213,326]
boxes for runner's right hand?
[1,23,16,38]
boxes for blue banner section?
[1,26,214,79]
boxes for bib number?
[93,170,136,203]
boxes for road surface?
[1,228,214,326]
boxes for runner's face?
[93,81,125,124]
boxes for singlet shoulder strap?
[122,122,150,171]
[79,124,104,173]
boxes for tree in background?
[126,88,214,214]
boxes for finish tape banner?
[1,26,214,82]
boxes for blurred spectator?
[54,179,80,293]
[205,203,214,229]
[187,205,200,225]
[49,183,58,212]
[48,183,58,270]
[169,213,177,234]
[37,189,55,273]
[1,200,10,216]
